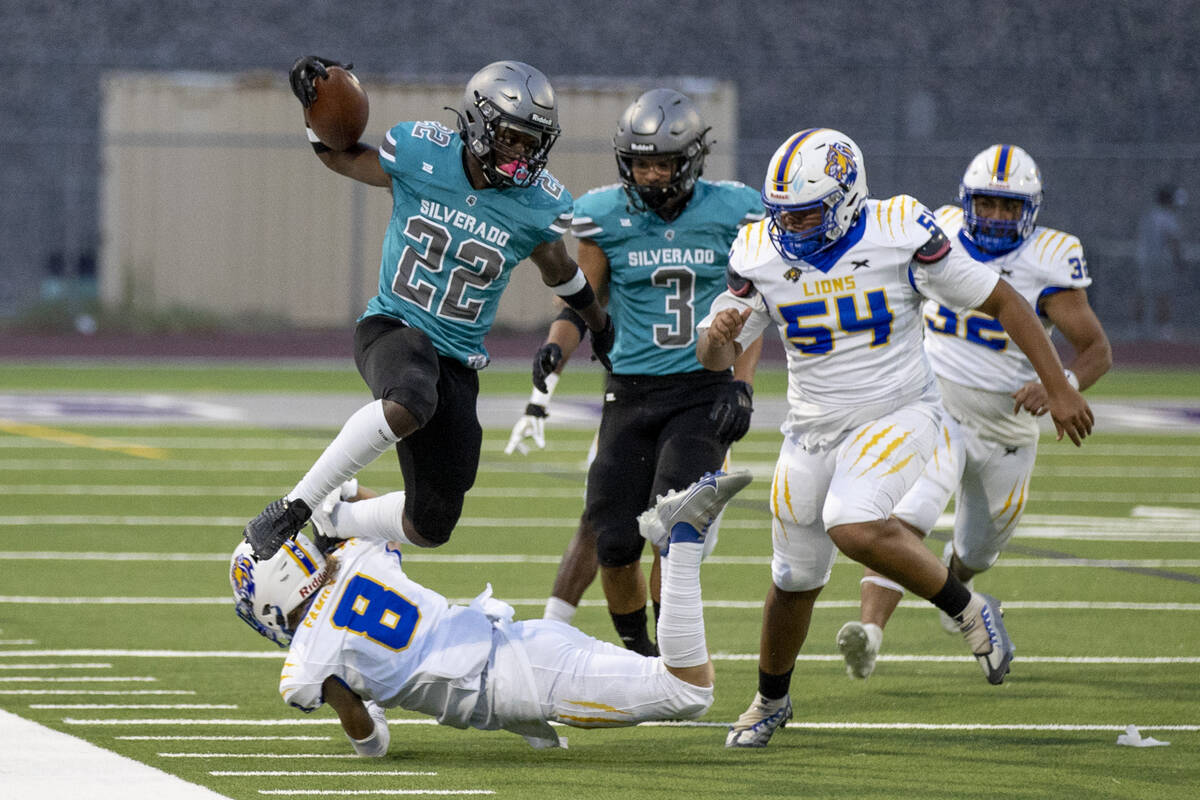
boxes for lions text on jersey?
[702,195,1000,446]
[572,179,762,375]
[365,120,573,369]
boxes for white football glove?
[504,374,559,455]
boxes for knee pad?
[595,522,644,568]
[408,494,462,547]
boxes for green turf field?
[1,364,1198,799]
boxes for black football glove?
[289,55,354,108]
[589,315,615,372]
[531,343,564,393]
[709,380,754,444]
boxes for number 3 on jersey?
[332,574,420,651]
[779,289,893,354]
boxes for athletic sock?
[328,490,411,543]
[611,607,657,656]
[288,400,400,509]
[656,537,707,668]
[543,596,577,624]
[929,569,973,618]
[758,667,794,702]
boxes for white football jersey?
[280,538,494,728]
[923,205,1091,393]
[703,195,998,445]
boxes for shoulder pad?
[914,227,951,264]
[726,264,756,297]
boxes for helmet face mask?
[230,533,328,649]
[614,89,710,219]
[959,144,1043,254]
[458,61,560,188]
[761,129,868,262]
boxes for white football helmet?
[959,144,1043,253]
[761,128,868,261]
[231,532,328,648]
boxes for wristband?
[529,372,559,407]
[555,269,597,310]
[1064,369,1080,390]
[306,127,332,154]
[349,717,390,757]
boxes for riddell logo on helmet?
[766,190,790,201]
[630,142,656,152]
[531,113,553,126]
[298,569,328,601]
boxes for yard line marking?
[121,736,333,741]
[2,598,1199,611]
[3,551,1199,570]
[2,594,1190,614]
[6,435,1197,458]
[640,721,1200,731]
[61,717,1200,733]
[0,662,111,670]
[211,767,436,777]
[0,421,167,460]
[2,483,1198,505]
[161,752,361,759]
[30,703,236,709]
[257,792,494,797]
[0,681,157,686]
[0,639,36,645]
[0,689,193,695]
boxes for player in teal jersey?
[505,89,763,654]
[243,57,614,561]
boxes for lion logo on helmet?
[824,142,857,185]
[231,553,256,603]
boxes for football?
[305,66,369,151]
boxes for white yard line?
[0,708,232,799]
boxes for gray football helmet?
[614,89,710,219]
[457,60,561,188]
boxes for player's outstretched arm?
[288,55,389,187]
[322,675,390,757]
[976,280,1094,445]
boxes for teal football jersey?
[364,121,573,369]
[572,180,762,375]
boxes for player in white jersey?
[696,129,1094,749]
[836,145,1112,680]
[230,470,751,753]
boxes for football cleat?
[836,621,883,680]
[955,592,1014,685]
[638,468,752,554]
[243,497,312,561]
[725,692,792,748]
